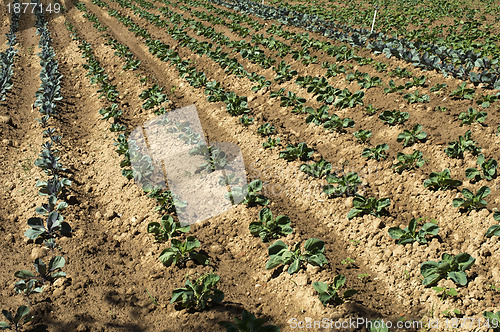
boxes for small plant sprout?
[323,172,361,197]
[452,186,490,211]
[465,154,497,181]
[362,144,389,161]
[279,143,314,162]
[388,218,439,245]
[15,256,66,284]
[171,273,224,310]
[158,236,210,267]
[312,275,357,306]
[218,310,279,332]
[147,215,190,242]
[432,286,458,301]
[445,130,481,158]
[249,208,293,243]
[266,238,328,275]
[420,253,475,287]
[14,279,43,306]
[239,114,254,126]
[392,150,425,174]
[485,212,500,237]
[458,107,487,126]
[353,129,372,144]
[357,273,370,281]
[0,306,33,331]
[219,173,241,186]
[347,195,391,219]
[262,137,281,149]
[300,159,332,178]
[341,258,356,267]
[397,124,427,147]
[423,169,462,191]
[257,123,275,136]
[225,179,270,207]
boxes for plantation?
[0,0,499,330]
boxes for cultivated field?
[0,0,499,331]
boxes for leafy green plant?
[15,256,66,284]
[465,154,497,181]
[305,105,330,125]
[403,90,429,103]
[450,82,475,100]
[392,150,425,174]
[430,83,447,93]
[340,258,356,267]
[171,273,224,310]
[146,188,188,215]
[333,89,364,109]
[323,114,355,132]
[25,209,71,241]
[432,286,458,301]
[458,107,487,126]
[14,279,43,306]
[262,137,281,149]
[273,61,297,83]
[367,319,389,332]
[265,239,328,275]
[147,215,190,242]
[373,62,387,72]
[225,179,269,206]
[249,208,293,243]
[257,123,275,136]
[434,106,448,112]
[218,310,279,332]
[388,218,439,244]
[485,212,500,237]
[476,94,497,108]
[279,143,314,162]
[98,103,122,120]
[219,174,241,186]
[452,186,490,211]
[379,110,409,125]
[362,144,389,161]
[223,92,249,116]
[140,84,168,110]
[300,159,331,178]
[347,195,390,220]
[483,311,500,332]
[239,114,254,126]
[353,129,372,144]
[158,236,209,267]
[323,172,361,197]
[445,130,481,158]
[0,306,33,331]
[420,253,475,286]
[424,169,462,190]
[390,67,412,78]
[312,275,357,306]
[364,104,381,116]
[383,80,405,94]
[397,124,427,147]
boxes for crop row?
[0,0,20,102]
[1,3,71,329]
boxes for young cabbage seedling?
[392,150,425,174]
[347,195,391,219]
[15,256,66,284]
[249,208,293,243]
[465,154,497,181]
[262,137,281,149]
[158,236,209,267]
[423,169,462,191]
[323,172,361,197]
[279,143,314,162]
[420,253,475,287]
[452,186,490,212]
[225,179,269,207]
[0,306,33,331]
[458,107,487,126]
[485,212,500,237]
[266,238,328,275]
[312,275,357,306]
[388,218,439,245]
[257,123,275,136]
[379,110,409,125]
[353,129,372,144]
[218,310,279,332]
[300,159,332,178]
[362,144,389,161]
[432,287,458,301]
[170,273,224,310]
[397,124,427,147]
[147,215,190,243]
[14,279,43,306]
[445,130,481,158]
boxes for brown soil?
[0,0,499,331]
